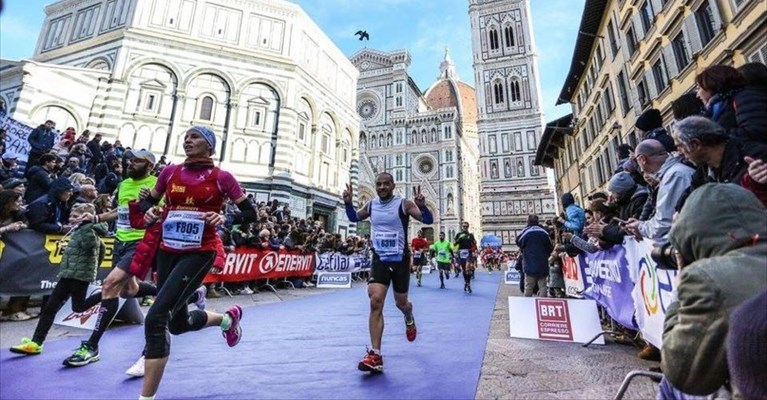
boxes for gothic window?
[378,135,383,148]
[504,25,515,47]
[510,80,521,102]
[397,131,403,144]
[489,28,500,50]
[421,129,427,143]
[412,130,418,144]
[431,128,437,142]
[386,133,392,146]
[493,80,505,104]
[445,150,453,162]
[199,96,214,121]
[360,132,367,150]
[517,158,525,177]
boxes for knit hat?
[189,126,216,155]
[635,109,663,132]
[727,290,767,399]
[608,172,636,195]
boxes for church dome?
[424,49,477,124]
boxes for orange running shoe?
[358,349,383,373]
[405,316,417,342]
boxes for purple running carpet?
[1,271,500,399]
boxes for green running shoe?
[10,338,42,355]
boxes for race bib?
[162,210,205,250]
[438,250,447,258]
[459,249,470,260]
[374,232,400,259]
[116,206,131,231]
[413,251,422,258]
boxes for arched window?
[431,128,437,142]
[411,130,417,144]
[421,129,427,143]
[378,135,383,147]
[489,28,500,50]
[199,96,214,121]
[493,81,505,104]
[504,26,515,47]
[510,81,521,102]
[386,133,392,146]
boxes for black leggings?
[33,278,91,344]
[144,250,215,359]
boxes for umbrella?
[480,235,503,249]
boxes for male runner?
[454,222,478,293]
[432,232,453,289]
[410,230,429,287]
[343,173,433,373]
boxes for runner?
[58,150,208,370]
[342,173,433,373]
[410,229,429,287]
[136,126,258,399]
[454,222,478,293]
[432,232,453,289]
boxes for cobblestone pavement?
[475,277,660,400]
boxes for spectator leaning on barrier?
[607,171,647,221]
[515,214,553,298]
[660,183,767,397]
[624,139,694,248]
[26,177,75,234]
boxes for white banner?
[504,269,521,285]
[0,110,33,162]
[624,237,678,349]
[314,252,371,273]
[53,284,144,329]
[508,297,603,344]
[316,272,352,288]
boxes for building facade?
[349,48,481,241]
[468,0,555,250]
[536,0,766,203]
[0,0,361,233]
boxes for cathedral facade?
[468,0,555,250]
[350,49,481,241]
[0,0,359,233]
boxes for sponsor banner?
[53,284,144,329]
[581,243,638,329]
[0,230,113,296]
[0,110,32,163]
[504,269,521,285]
[315,252,360,273]
[562,255,589,298]
[207,247,315,283]
[625,237,677,349]
[508,296,603,344]
[317,272,352,288]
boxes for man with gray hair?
[673,115,766,186]
[624,139,694,248]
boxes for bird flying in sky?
[355,30,370,41]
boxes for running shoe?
[10,338,42,355]
[405,315,417,342]
[193,285,207,310]
[417,279,422,287]
[125,355,145,377]
[440,283,445,289]
[467,285,473,294]
[357,349,383,373]
[464,283,469,293]
[222,305,243,347]
[63,341,99,367]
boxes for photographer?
[660,184,767,397]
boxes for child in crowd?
[9,203,108,358]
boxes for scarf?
[183,156,215,169]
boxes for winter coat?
[26,180,73,234]
[615,185,648,221]
[725,86,767,145]
[662,183,767,396]
[23,165,52,203]
[27,126,56,153]
[515,224,553,277]
[638,156,694,245]
[58,222,108,282]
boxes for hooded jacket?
[662,183,767,396]
[26,178,73,233]
[58,222,109,282]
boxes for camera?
[650,242,678,270]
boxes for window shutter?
[708,0,723,33]
[631,12,645,39]
[661,45,678,78]
[650,0,664,14]
[683,14,703,55]
[644,70,657,99]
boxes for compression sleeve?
[345,202,360,222]
[418,204,433,224]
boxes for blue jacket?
[563,204,586,235]
[28,126,56,153]
[515,224,553,277]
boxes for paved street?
[1,275,660,399]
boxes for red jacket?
[741,174,767,208]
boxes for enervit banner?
[0,230,315,294]
[206,247,315,283]
[508,297,603,344]
[581,244,638,330]
[316,272,352,288]
[0,230,114,296]
[53,284,144,329]
[314,251,371,273]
